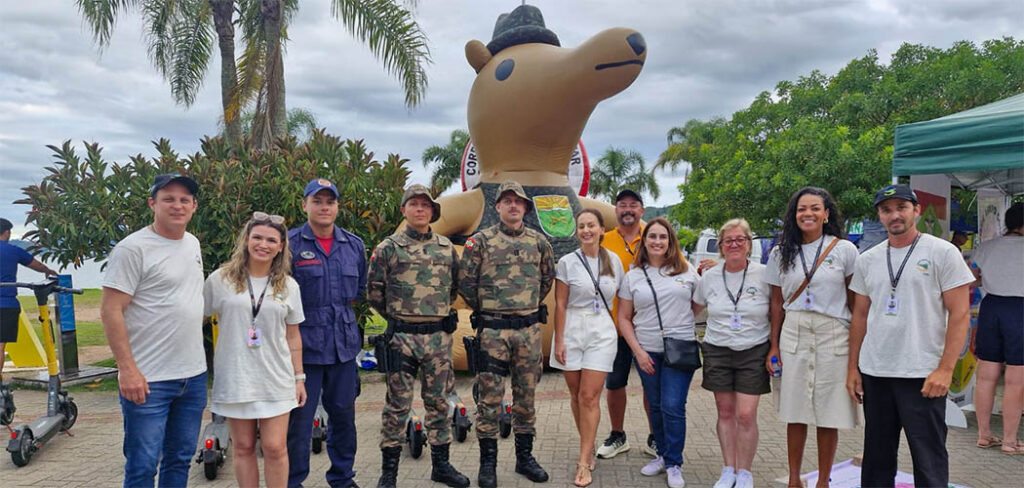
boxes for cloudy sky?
[1,0,1021,237]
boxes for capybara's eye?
[495,59,515,81]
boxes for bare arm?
[26,259,57,277]
[553,280,569,365]
[286,323,307,407]
[616,298,653,375]
[846,291,870,404]
[922,283,971,398]
[100,287,149,404]
[766,285,785,375]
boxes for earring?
[824,218,829,224]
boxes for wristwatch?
[294,373,306,382]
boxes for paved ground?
[1,369,1020,487]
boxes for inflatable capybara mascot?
[430,5,647,369]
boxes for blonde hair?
[717,218,754,258]
[220,220,292,295]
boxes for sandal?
[1001,443,1024,455]
[589,445,596,471]
[977,435,1002,448]
[574,462,592,487]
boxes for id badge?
[884,296,899,316]
[248,327,262,348]
[593,296,601,314]
[729,313,743,331]
[802,292,814,310]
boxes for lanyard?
[798,236,826,284]
[619,230,638,256]
[886,234,921,297]
[576,250,601,293]
[246,275,270,324]
[722,261,748,312]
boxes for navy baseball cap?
[150,172,199,198]
[303,178,339,198]
[615,189,644,205]
[873,184,918,207]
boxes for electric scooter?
[471,381,513,438]
[1,279,81,467]
[405,408,426,459]
[311,401,328,454]
[448,391,472,443]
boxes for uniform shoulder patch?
[465,237,475,250]
[370,249,377,261]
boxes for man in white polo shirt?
[847,184,973,488]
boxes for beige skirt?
[778,311,858,429]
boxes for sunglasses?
[252,211,285,225]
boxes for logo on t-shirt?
[916,258,931,274]
[822,256,835,268]
[745,286,758,296]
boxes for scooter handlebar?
[0,281,84,295]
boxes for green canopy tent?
[892,93,1024,195]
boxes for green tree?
[421,129,469,197]
[588,147,660,202]
[665,38,1024,234]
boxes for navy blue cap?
[614,189,644,205]
[303,178,339,198]
[873,184,918,207]
[150,172,199,198]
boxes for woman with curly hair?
[204,212,306,488]
[765,187,858,488]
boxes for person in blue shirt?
[1,218,57,381]
[286,179,367,488]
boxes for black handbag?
[640,266,701,371]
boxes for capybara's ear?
[466,40,492,73]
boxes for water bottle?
[770,356,782,378]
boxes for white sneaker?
[596,431,630,459]
[734,469,754,488]
[714,466,737,488]
[641,456,665,476]
[666,465,686,488]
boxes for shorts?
[0,307,20,343]
[976,294,1024,366]
[605,336,634,390]
[549,307,617,372]
[700,341,771,395]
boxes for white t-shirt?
[103,227,206,382]
[204,270,304,404]
[850,233,975,378]
[764,236,858,322]
[693,262,771,350]
[618,265,698,352]
[556,250,623,312]
[971,235,1024,297]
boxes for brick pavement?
[1,369,1020,487]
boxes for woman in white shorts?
[204,212,307,488]
[765,187,858,488]
[551,208,623,487]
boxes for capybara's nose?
[626,32,646,56]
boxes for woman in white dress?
[551,209,623,487]
[204,212,307,488]
[765,187,858,488]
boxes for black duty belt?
[477,310,541,330]
[389,318,445,334]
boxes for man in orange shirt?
[596,189,656,459]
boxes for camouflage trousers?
[380,330,455,448]
[475,322,543,439]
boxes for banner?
[910,174,950,239]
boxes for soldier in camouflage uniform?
[367,184,469,488]
[459,181,556,488]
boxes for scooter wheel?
[61,401,79,431]
[312,436,323,454]
[11,430,34,467]
[409,428,425,459]
[203,455,218,480]
[455,423,468,443]
[0,407,12,426]
[499,420,512,439]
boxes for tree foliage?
[588,147,660,202]
[15,132,410,275]
[665,38,1024,233]
[421,129,469,197]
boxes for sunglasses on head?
[252,211,285,225]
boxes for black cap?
[614,189,644,206]
[486,4,561,55]
[873,184,917,207]
[150,172,199,198]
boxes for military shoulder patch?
[370,250,377,261]
[465,238,475,250]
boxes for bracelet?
[294,373,306,382]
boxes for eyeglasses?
[252,211,285,225]
[722,237,750,247]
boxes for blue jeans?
[287,360,360,488]
[635,351,694,467]
[119,371,207,488]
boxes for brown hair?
[576,208,615,278]
[220,219,293,295]
[634,217,688,276]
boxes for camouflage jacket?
[367,227,459,321]
[458,222,555,313]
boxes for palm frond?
[75,0,139,47]
[167,0,215,106]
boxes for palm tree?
[422,129,469,197]
[588,147,660,202]
[223,107,320,142]
[655,117,725,173]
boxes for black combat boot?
[376,445,402,488]
[430,443,470,488]
[478,437,499,488]
[514,433,549,482]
